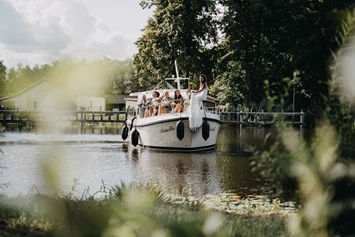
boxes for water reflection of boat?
[123,61,221,152]
[129,149,222,197]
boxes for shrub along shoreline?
[0,186,295,237]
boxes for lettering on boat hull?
[160,125,175,133]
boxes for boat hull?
[127,112,221,152]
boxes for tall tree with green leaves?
[212,1,270,109]
[6,64,50,94]
[134,0,219,91]
[215,0,353,115]
[99,58,138,95]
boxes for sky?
[0,0,154,68]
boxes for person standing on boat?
[189,74,208,130]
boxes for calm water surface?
[0,124,288,197]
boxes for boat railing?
[203,106,220,114]
[202,99,220,115]
[130,98,221,118]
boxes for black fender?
[202,119,210,141]
[121,125,129,140]
[176,120,184,141]
[131,129,139,147]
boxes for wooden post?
[239,112,244,126]
[300,110,304,128]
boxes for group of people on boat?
[138,74,208,130]
[138,89,189,117]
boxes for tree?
[214,0,355,116]
[99,58,138,95]
[134,0,219,91]
[6,64,44,94]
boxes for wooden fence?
[219,111,305,127]
[0,110,305,127]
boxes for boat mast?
[174,60,181,90]
[165,60,189,90]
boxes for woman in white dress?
[189,74,208,130]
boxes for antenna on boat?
[165,60,189,90]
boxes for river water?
[0,124,290,198]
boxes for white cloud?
[0,0,40,50]
[0,0,152,68]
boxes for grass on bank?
[0,184,291,237]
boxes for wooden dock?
[0,110,127,126]
[0,110,305,127]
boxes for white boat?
[122,62,221,152]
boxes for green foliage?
[210,0,354,116]
[249,80,300,201]
[326,7,355,160]
[252,7,355,236]
[93,58,138,95]
[134,0,219,91]
[253,121,355,236]
[251,124,298,201]
[209,60,246,107]
[2,59,138,98]
[0,184,291,237]
[282,123,355,237]
[6,64,52,95]
[135,0,353,111]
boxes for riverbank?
[0,186,296,237]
